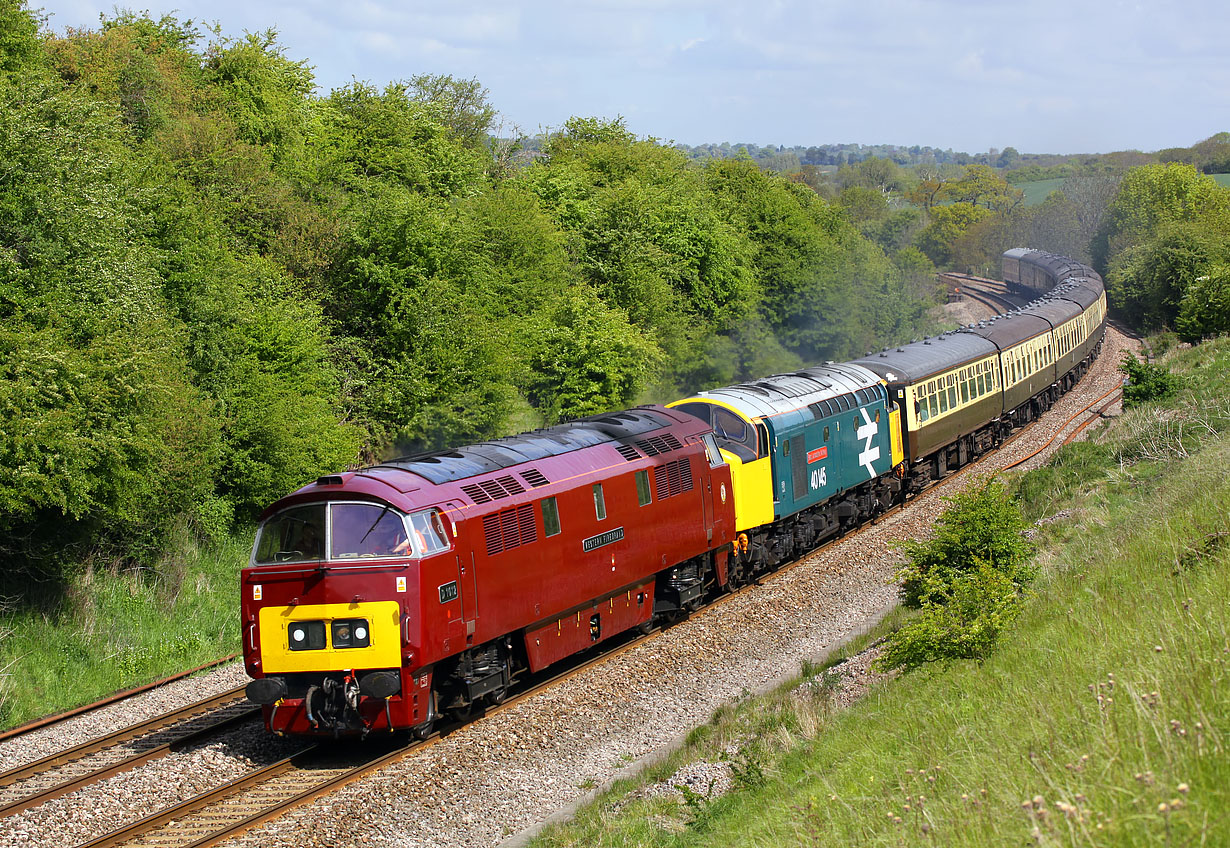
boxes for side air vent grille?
[521,468,550,488]
[635,433,683,457]
[653,458,694,500]
[615,444,641,462]
[483,504,537,556]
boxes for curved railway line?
[940,271,1031,314]
[0,276,1134,848]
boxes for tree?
[525,291,661,423]
[203,29,314,161]
[916,202,993,266]
[1174,264,1230,342]
[1094,162,1230,267]
[406,73,497,149]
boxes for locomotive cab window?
[593,484,607,521]
[712,406,758,460]
[330,503,411,559]
[254,504,326,563]
[701,434,724,468]
[408,509,450,556]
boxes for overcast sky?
[34,0,1230,155]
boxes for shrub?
[896,478,1034,609]
[1119,352,1181,407]
[876,560,1024,672]
[878,478,1035,673]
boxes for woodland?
[1,1,1228,598]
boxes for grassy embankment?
[531,336,1230,847]
[0,533,246,728]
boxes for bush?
[1119,352,1181,407]
[896,478,1034,609]
[875,561,1024,672]
[878,478,1035,673]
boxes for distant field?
[1016,178,1065,205]
[1017,174,1230,204]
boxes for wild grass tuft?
[0,532,247,728]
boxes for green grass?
[1211,174,1230,188]
[0,530,247,728]
[531,339,1230,847]
[1016,178,1066,206]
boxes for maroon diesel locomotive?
[241,406,736,736]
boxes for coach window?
[928,392,939,419]
[635,470,652,506]
[542,497,561,537]
[593,484,607,521]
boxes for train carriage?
[1003,248,1091,297]
[852,333,1001,480]
[668,364,902,572]
[962,313,1057,426]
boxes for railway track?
[1003,383,1123,471]
[67,623,680,848]
[0,688,257,818]
[940,271,1030,314]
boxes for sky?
[32,0,1230,155]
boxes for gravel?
[0,322,1137,848]
[0,661,251,771]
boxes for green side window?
[542,497,561,536]
[635,470,651,506]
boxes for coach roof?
[851,332,999,384]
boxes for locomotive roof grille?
[374,408,675,485]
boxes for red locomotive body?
[241,405,736,736]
